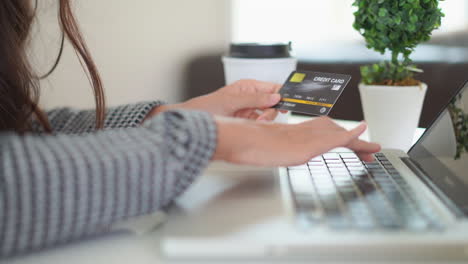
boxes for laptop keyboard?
[288,152,442,231]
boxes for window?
[231,0,468,53]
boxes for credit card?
[274,70,351,116]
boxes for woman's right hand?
[213,116,381,167]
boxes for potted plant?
[353,0,444,151]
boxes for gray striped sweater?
[0,102,217,258]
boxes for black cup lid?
[228,42,292,58]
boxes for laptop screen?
[408,82,468,216]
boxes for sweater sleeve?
[0,109,217,258]
[32,101,163,134]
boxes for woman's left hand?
[150,80,285,121]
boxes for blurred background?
[30,0,468,126]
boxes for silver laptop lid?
[408,81,468,217]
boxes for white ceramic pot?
[359,83,428,152]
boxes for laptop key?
[329,166,347,171]
[309,166,327,170]
[325,158,342,163]
[308,161,325,166]
[347,201,376,229]
[289,170,310,177]
[321,198,341,213]
[345,158,362,163]
[350,171,367,177]
[339,190,359,201]
[289,174,324,221]
[364,193,402,229]
[327,214,351,229]
[289,165,309,170]
[289,173,315,195]
[330,172,349,177]
[310,156,323,162]
[370,172,390,178]
[296,197,323,220]
[323,153,340,160]
[312,169,330,175]
[309,170,329,175]
[311,173,331,178]
[375,155,389,161]
[339,153,358,159]
[320,195,350,229]
[327,164,345,168]
[366,164,382,169]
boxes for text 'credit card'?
[274,70,351,116]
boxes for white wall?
[30,0,229,109]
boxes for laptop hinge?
[401,157,465,218]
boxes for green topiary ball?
[353,0,444,85]
[353,0,444,63]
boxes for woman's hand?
[151,80,284,121]
[214,116,381,166]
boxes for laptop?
[159,81,468,262]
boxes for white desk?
[5,117,426,264]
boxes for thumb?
[237,93,281,110]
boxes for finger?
[327,121,367,149]
[347,122,367,140]
[248,111,260,120]
[273,84,283,93]
[238,93,281,110]
[253,80,282,93]
[257,109,278,121]
[346,139,381,154]
[234,108,254,119]
[236,79,281,94]
[355,152,376,162]
[279,110,289,114]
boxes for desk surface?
[5,117,426,264]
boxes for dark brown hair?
[0,0,105,133]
